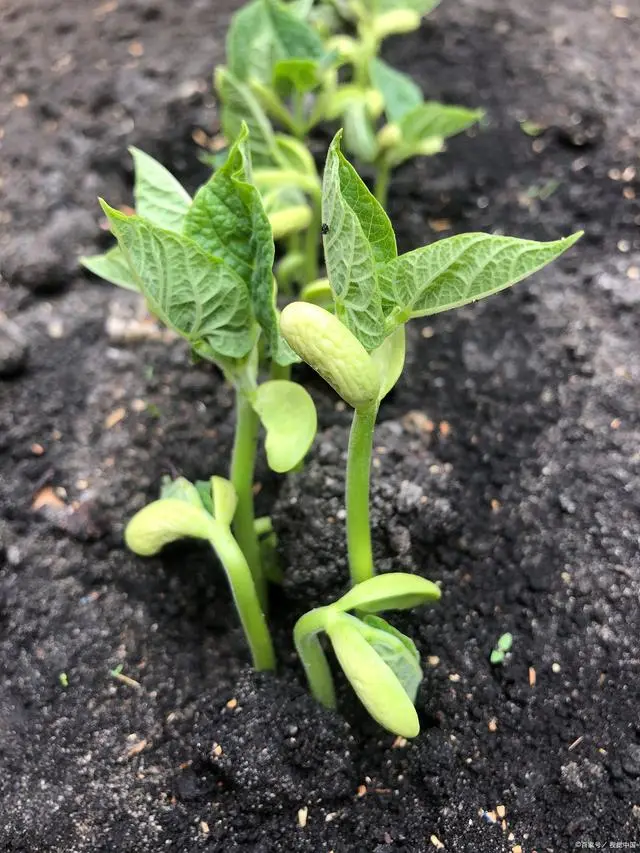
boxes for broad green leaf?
[215,67,278,166]
[80,246,138,291]
[337,572,441,613]
[274,58,319,93]
[211,476,238,526]
[227,1,274,84]
[371,324,405,400]
[369,58,423,123]
[159,476,206,508]
[252,379,317,472]
[379,232,583,321]
[228,0,323,85]
[398,102,483,145]
[101,202,254,359]
[321,131,395,350]
[125,498,215,556]
[129,147,191,231]
[327,613,420,737]
[286,0,313,17]
[264,0,324,62]
[184,127,294,366]
[360,614,422,703]
[342,101,379,164]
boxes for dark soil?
[1,1,639,851]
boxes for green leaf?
[195,480,215,515]
[227,1,274,84]
[327,613,420,737]
[321,131,395,350]
[211,476,238,526]
[379,232,583,321]
[252,379,317,472]
[101,202,255,359]
[125,498,215,556]
[159,476,206,508]
[264,0,324,61]
[228,0,323,86]
[184,126,293,365]
[336,572,441,613]
[129,147,191,231]
[370,58,423,123]
[274,134,319,177]
[274,57,319,93]
[342,100,379,164]
[371,0,440,13]
[215,67,278,166]
[371,324,405,400]
[398,102,483,145]
[360,614,422,703]
[80,246,138,291]
[286,0,314,18]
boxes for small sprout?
[59,672,69,688]
[490,632,514,665]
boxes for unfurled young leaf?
[160,476,207,508]
[326,613,420,737]
[80,246,138,291]
[342,100,379,164]
[370,58,423,123]
[359,614,422,702]
[274,57,320,94]
[399,102,483,145]
[379,231,583,322]
[129,147,191,231]
[372,0,440,14]
[252,379,317,472]
[184,126,294,365]
[263,0,325,62]
[100,202,255,359]
[322,131,396,350]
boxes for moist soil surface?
[1,0,639,851]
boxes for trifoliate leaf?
[379,232,583,321]
[184,126,294,365]
[129,147,191,231]
[101,202,255,359]
[322,131,395,350]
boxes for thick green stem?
[293,606,336,707]
[346,402,379,585]
[269,360,291,382]
[209,522,275,671]
[374,160,391,207]
[230,390,264,606]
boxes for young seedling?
[294,573,441,736]
[281,131,582,587]
[490,632,513,665]
[126,475,275,670]
[81,127,318,604]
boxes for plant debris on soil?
[1,1,639,851]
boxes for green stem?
[302,194,321,285]
[269,359,291,382]
[374,160,391,207]
[346,402,378,585]
[208,522,275,671]
[230,390,265,606]
[293,606,336,707]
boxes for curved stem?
[293,606,336,708]
[346,402,379,585]
[230,390,265,607]
[209,522,275,671]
